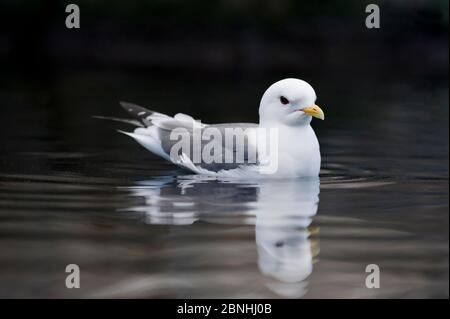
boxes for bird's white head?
[258,78,325,126]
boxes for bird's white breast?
[261,123,321,177]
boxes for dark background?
[1,0,448,74]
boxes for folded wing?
[115,102,259,174]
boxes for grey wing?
[116,101,259,172]
[158,123,260,172]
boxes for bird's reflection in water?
[253,179,319,297]
[125,175,320,298]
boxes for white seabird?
[103,78,325,178]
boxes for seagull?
[101,78,325,178]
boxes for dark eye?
[280,96,289,105]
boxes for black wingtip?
[119,101,138,113]
[119,101,150,116]
[119,101,155,127]
[119,101,133,108]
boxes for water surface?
[0,72,448,298]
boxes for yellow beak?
[301,104,325,120]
